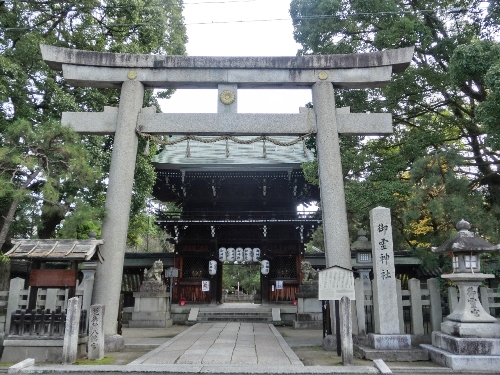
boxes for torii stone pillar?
[40,45,413,347]
[313,82,350,269]
[93,80,144,347]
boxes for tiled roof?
[5,239,103,261]
[152,136,314,166]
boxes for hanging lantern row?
[219,247,261,263]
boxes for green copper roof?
[152,136,315,166]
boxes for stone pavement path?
[130,322,303,366]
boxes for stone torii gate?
[41,45,413,347]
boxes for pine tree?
[0,0,187,249]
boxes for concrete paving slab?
[235,341,255,347]
[175,355,204,365]
[214,339,236,344]
[231,357,258,365]
[15,320,492,374]
[206,348,233,356]
[182,349,208,356]
[202,356,232,364]
[130,322,302,368]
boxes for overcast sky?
[158,0,312,114]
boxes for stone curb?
[12,364,379,374]
[268,324,303,366]
[7,358,35,374]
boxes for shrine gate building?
[152,135,321,305]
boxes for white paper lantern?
[244,248,252,262]
[236,247,244,262]
[208,260,217,275]
[218,247,227,262]
[253,248,261,262]
[227,247,235,262]
[261,259,270,275]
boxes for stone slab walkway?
[130,322,303,366]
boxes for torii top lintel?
[40,45,414,90]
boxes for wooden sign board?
[201,280,210,292]
[165,268,179,278]
[29,269,77,287]
[318,266,355,301]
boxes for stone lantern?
[422,219,500,370]
[432,219,499,329]
[351,229,372,289]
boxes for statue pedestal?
[129,281,172,328]
[293,283,322,330]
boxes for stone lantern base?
[421,273,500,370]
[422,339,500,371]
[441,320,500,338]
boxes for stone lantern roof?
[350,229,372,252]
[432,219,500,254]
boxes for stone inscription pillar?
[312,82,351,270]
[62,297,82,364]
[88,304,105,360]
[340,296,354,365]
[368,206,411,350]
[92,79,144,339]
[370,206,399,334]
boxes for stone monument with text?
[368,207,411,349]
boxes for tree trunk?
[0,170,41,251]
[0,258,10,292]
[38,206,65,239]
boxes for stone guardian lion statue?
[301,261,318,283]
[144,260,163,283]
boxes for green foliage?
[0,119,103,246]
[222,263,260,294]
[75,357,114,365]
[292,0,500,265]
[0,0,187,248]
[305,225,324,252]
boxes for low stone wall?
[2,336,88,363]
[280,307,298,326]
[171,307,191,325]
[122,307,133,326]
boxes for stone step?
[355,344,430,362]
[197,312,270,317]
[196,308,274,323]
[196,309,272,313]
[389,367,453,374]
[197,317,272,322]
[197,315,272,320]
